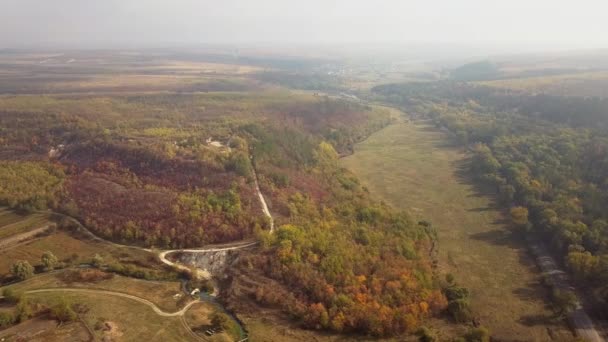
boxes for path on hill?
[47,162,274,272]
[157,164,273,271]
[0,224,52,249]
[24,288,207,342]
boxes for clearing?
[4,270,184,312]
[340,118,573,341]
[23,291,196,341]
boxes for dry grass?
[340,119,573,341]
[0,317,91,342]
[241,311,408,342]
[0,211,50,240]
[24,291,195,341]
[0,231,105,274]
[0,228,160,278]
[4,270,183,312]
[478,71,608,97]
[138,61,262,74]
[184,302,234,342]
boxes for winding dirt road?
[157,164,274,271]
[25,288,198,317]
[25,288,206,342]
[47,163,274,274]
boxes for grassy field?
[0,317,91,341]
[242,314,408,342]
[478,71,608,97]
[0,226,162,276]
[2,270,192,341]
[24,291,195,341]
[340,119,573,341]
[184,302,235,341]
[0,211,51,239]
[4,270,184,312]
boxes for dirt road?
[530,243,604,342]
[25,288,198,317]
[0,225,51,249]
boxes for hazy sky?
[2,0,608,50]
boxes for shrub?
[2,288,23,304]
[91,254,104,268]
[50,298,77,322]
[447,299,473,323]
[464,326,491,342]
[416,326,438,342]
[210,310,232,331]
[225,152,251,177]
[41,251,58,271]
[15,298,34,322]
[11,260,34,281]
[59,269,114,284]
[0,312,14,328]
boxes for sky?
[2,0,608,51]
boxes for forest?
[0,90,451,336]
[236,121,447,336]
[373,81,608,312]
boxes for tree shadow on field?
[491,218,510,225]
[434,137,463,149]
[469,229,518,248]
[513,281,561,327]
[518,313,561,327]
[467,205,500,212]
[513,284,546,301]
[450,157,498,198]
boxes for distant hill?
[450,60,500,81]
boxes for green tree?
[553,290,578,318]
[225,152,252,177]
[210,310,231,331]
[2,288,22,304]
[11,260,34,280]
[0,312,14,328]
[510,206,529,227]
[448,299,473,323]
[41,251,58,271]
[416,326,438,342]
[91,254,104,268]
[50,298,77,322]
[464,326,491,342]
[314,142,338,170]
[15,298,33,322]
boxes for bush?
[464,326,491,342]
[15,298,34,322]
[447,299,473,323]
[225,152,252,177]
[2,288,23,304]
[269,172,290,187]
[416,326,438,342]
[210,310,231,331]
[91,254,104,268]
[11,260,34,281]
[444,285,469,301]
[58,269,114,284]
[0,312,14,328]
[41,251,58,271]
[50,298,77,322]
